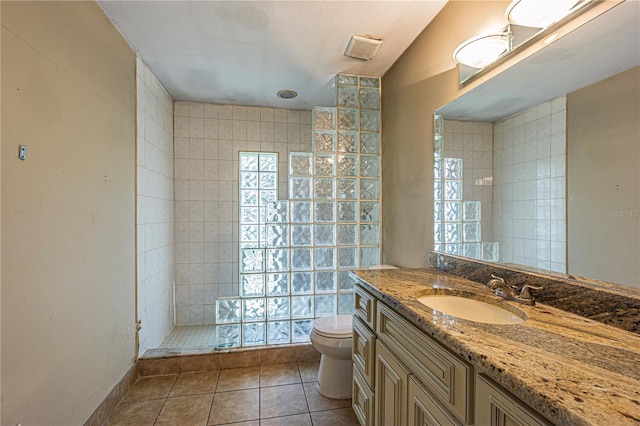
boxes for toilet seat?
[312,314,352,339]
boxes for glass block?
[266,201,288,223]
[434,181,443,201]
[240,224,259,243]
[337,247,357,268]
[444,158,463,179]
[314,201,335,222]
[359,88,379,110]
[240,172,258,189]
[315,271,336,293]
[241,189,259,206]
[434,135,443,159]
[360,179,380,200]
[360,133,379,154]
[291,224,313,246]
[360,247,380,268]
[259,153,278,172]
[292,319,313,343]
[445,223,462,243]
[315,295,336,317]
[338,271,355,291]
[241,248,264,273]
[444,201,462,222]
[260,190,277,206]
[291,272,313,294]
[360,224,380,245]
[338,293,355,315]
[314,154,335,176]
[314,178,335,199]
[290,152,312,176]
[482,242,500,262]
[463,223,481,243]
[314,131,336,153]
[434,243,445,252]
[434,201,443,222]
[266,224,288,247]
[267,297,290,320]
[360,201,380,222]
[291,295,314,318]
[360,111,379,133]
[337,224,357,245]
[434,159,443,179]
[337,86,358,108]
[338,109,357,131]
[314,224,335,246]
[260,172,277,190]
[216,324,240,348]
[434,114,443,136]
[290,177,312,199]
[445,243,462,255]
[267,321,291,344]
[266,248,289,272]
[313,107,335,130]
[267,273,290,295]
[434,223,443,244]
[291,201,312,223]
[338,132,358,153]
[315,248,335,270]
[360,156,380,177]
[241,274,265,297]
[463,243,482,259]
[337,155,358,176]
[242,322,265,346]
[240,153,259,171]
[336,74,358,86]
[444,180,462,200]
[216,298,240,323]
[242,298,266,322]
[337,178,357,199]
[291,248,313,271]
[337,202,357,222]
[359,76,379,87]
[463,201,482,222]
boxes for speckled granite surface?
[351,267,640,426]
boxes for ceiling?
[98,0,447,110]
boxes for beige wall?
[1,2,136,424]
[567,66,640,288]
[381,1,510,267]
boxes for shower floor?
[159,325,217,348]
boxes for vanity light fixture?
[452,33,509,69]
[505,0,583,29]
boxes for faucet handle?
[519,284,544,299]
[490,274,505,283]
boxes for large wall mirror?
[433,1,639,289]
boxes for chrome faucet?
[487,274,543,306]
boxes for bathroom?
[2,1,639,425]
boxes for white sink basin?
[417,295,525,325]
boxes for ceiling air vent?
[344,35,383,61]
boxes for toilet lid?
[312,314,353,338]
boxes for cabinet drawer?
[353,315,376,388]
[475,375,551,426]
[353,365,375,426]
[376,303,473,424]
[408,375,462,426]
[355,285,377,329]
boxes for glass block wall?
[434,114,499,261]
[215,74,381,348]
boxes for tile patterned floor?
[106,361,359,425]
[159,325,217,348]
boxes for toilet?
[310,314,354,399]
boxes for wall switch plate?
[19,145,27,160]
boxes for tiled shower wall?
[493,97,566,272]
[173,102,313,325]
[136,58,175,355]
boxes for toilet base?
[316,355,353,399]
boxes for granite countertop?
[351,268,640,426]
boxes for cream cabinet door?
[375,341,409,426]
[407,376,462,426]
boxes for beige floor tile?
[155,393,213,425]
[222,422,259,426]
[259,413,312,426]
[310,407,360,426]
[124,375,178,402]
[297,361,319,383]
[106,399,164,426]
[260,363,301,387]
[216,366,260,392]
[260,383,309,419]
[302,382,352,412]
[170,370,220,397]
[208,388,259,425]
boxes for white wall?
[136,58,175,355]
[1,2,136,424]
